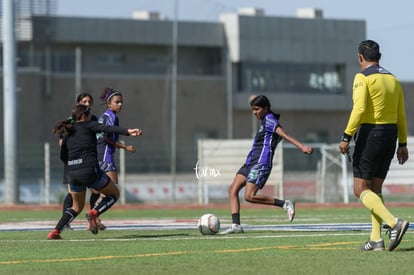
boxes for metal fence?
[1,140,413,204]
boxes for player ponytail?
[53,105,90,136]
[52,119,73,136]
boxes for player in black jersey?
[48,105,142,239]
[60,93,105,230]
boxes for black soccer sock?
[94,195,118,216]
[274,199,285,208]
[62,193,73,214]
[55,209,78,231]
[231,213,241,225]
[89,193,101,209]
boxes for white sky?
[57,0,414,81]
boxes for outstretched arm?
[118,129,142,153]
[275,126,313,154]
[127,128,142,136]
[104,134,137,153]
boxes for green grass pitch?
[0,205,413,274]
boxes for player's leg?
[359,178,385,251]
[91,163,118,230]
[95,169,117,230]
[220,174,246,234]
[244,164,295,221]
[370,178,385,242]
[357,179,409,251]
[93,180,120,214]
[106,170,118,185]
[244,182,273,205]
[62,192,73,213]
[61,167,74,230]
[70,189,87,214]
[89,189,101,209]
[61,185,74,230]
[228,174,246,217]
[48,187,86,240]
[354,125,407,250]
[86,173,119,235]
[88,189,105,230]
[355,178,395,227]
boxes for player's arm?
[397,85,408,146]
[104,134,137,153]
[340,74,367,155]
[396,85,408,165]
[343,74,367,138]
[275,126,313,154]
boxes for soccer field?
[0,204,413,274]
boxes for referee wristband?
[341,133,352,143]
[398,143,407,148]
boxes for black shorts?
[67,166,110,192]
[237,163,271,189]
[352,124,397,180]
[62,165,69,185]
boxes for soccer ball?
[197,213,220,235]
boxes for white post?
[170,0,179,202]
[226,49,233,139]
[44,142,50,205]
[3,0,18,204]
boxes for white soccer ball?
[197,213,220,235]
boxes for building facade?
[3,8,411,180]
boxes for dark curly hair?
[53,105,91,136]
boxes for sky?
[57,0,414,81]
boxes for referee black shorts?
[352,124,397,180]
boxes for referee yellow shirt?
[344,65,407,144]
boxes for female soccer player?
[60,93,103,230]
[94,88,136,229]
[48,105,142,239]
[97,88,136,187]
[220,95,313,234]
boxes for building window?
[96,53,125,65]
[239,62,344,94]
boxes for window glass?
[239,62,344,94]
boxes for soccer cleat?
[47,229,62,240]
[97,219,106,231]
[219,224,244,235]
[387,218,409,251]
[86,218,106,231]
[86,209,99,235]
[359,239,385,251]
[283,200,296,222]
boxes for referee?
[339,40,409,252]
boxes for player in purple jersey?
[221,95,313,234]
[48,105,142,239]
[95,88,137,229]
